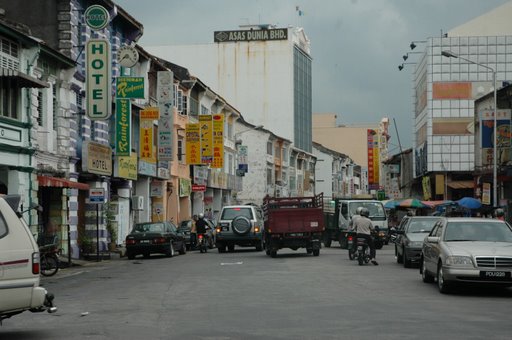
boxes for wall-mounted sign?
[138,160,157,176]
[82,141,112,176]
[86,39,111,120]
[199,115,213,164]
[84,5,110,30]
[116,77,144,98]
[140,119,154,162]
[88,188,105,204]
[150,180,163,197]
[140,107,160,120]
[179,178,191,197]
[186,123,201,164]
[157,71,174,161]
[192,184,206,192]
[211,114,224,168]
[114,152,137,180]
[214,28,288,43]
[367,129,379,185]
[115,99,131,156]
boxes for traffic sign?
[89,188,105,204]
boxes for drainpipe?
[26,47,41,230]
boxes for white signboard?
[86,39,111,120]
[89,188,105,204]
[157,71,174,160]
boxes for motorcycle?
[356,236,371,266]
[347,232,357,260]
[39,243,60,277]
[197,233,207,253]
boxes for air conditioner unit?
[132,196,144,211]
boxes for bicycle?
[39,244,60,277]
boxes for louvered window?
[0,38,19,71]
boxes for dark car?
[395,216,440,267]
[178,219,215,250]
[125,221,186,259]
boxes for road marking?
[220,261,243,266]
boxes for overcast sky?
[116,0,509,155]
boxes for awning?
[0,68,49,88]
[447,180,474,189]
[37,176,89,190]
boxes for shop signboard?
[115,98,131,156]
[199,115,213,164]
[211,114,224,168]
[192,184,206,192]
[114,152,138,180]
[186,123,201,164]
[82,141,112,176]
[150,180,163,197]
[140,119,154,162]
[157,71,174,161]
[140,107,160,120]
[85,5,110,30]
[116,77,144,99]
[138,160,157,176]
[179,178,191,197]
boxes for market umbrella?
[421,200,454,208]
[456,197,482,210]
[384,200,401,209]
[398,198,429,209]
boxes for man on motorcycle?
[348,206,364,231]
[495,208,505,221]
[353,207,378,265]
[196,213,208,237]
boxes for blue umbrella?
[456,197,482,209]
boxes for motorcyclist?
[195,213,208,246]
[495,208,505,221]
[353,207,378,265]
[348,206,364,231]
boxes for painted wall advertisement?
[157,71,174,161]
[480,109,511,166]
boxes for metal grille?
[476,256,512,268]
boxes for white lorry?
[0,195,56,324]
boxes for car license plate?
[480,271,511,280]
[140,240,151,244]
[289,233,303,236]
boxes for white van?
[0,195,56,323]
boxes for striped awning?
[37,175,89,190]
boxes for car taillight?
[153,237,166,244]
[126,239,136,245]
[198,234,203,239]
[348,236,353,241]
[32,252,40,275]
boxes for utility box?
[131,196,144,211]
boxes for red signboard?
[192,184,207,192]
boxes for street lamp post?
[441,50,498,208]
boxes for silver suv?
[215,205,264,253]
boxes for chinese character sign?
[211,114,224,168]
[186,123,201,164]
[140,119,154,162]
[367,129,380,185]
[199,115,213,164]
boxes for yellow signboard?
[140,119,154,162]
[186,123,201,164]
[211,114,224,168]
[115,152,138,180]
[140,107,160,120]
[199,115,213,164]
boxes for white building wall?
[312,146,334,198]
[235,129,271,205]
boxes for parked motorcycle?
[197,233,207,253]
[39,243,60,277]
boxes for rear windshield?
[221,207,253,220]
[408,219,438,233]
[133,223,165,233]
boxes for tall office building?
[148,25,313,153]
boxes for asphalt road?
[1,244,511,340]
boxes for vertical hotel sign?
[86,39,111,120]
[367,129,380,187]
[211,114,224,168]
[186,123,201,164]
[157,71,174,161]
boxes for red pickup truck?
[263,193,325,258]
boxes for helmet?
[356,207,364,215]
[198,213,204,219]
[360,208,370,218]
[495,208,505,217]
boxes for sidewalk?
[56,247,126,270]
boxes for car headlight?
[445,256,474,267]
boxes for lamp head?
[410,42,416,50]
[441,50,458,58]
[398,64,404,71]
[403,54,408,61]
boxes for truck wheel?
[312,249,320,256]
[270,250,277,258]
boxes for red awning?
[37,176,89,190]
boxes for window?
[274,146,280,158]
[267,141,273,155]
[227,122,233,139]
[52,84,57,132]
[283,147,288,161]
[0,78,19,119]
[177,90,183,113]
[0,212,7,238]
[266,168,273,185]
[201,104,209,115]
[181,93,188,115]
[0,38,19,71]
[37,90,44,126]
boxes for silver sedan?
[420,217,512,293]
